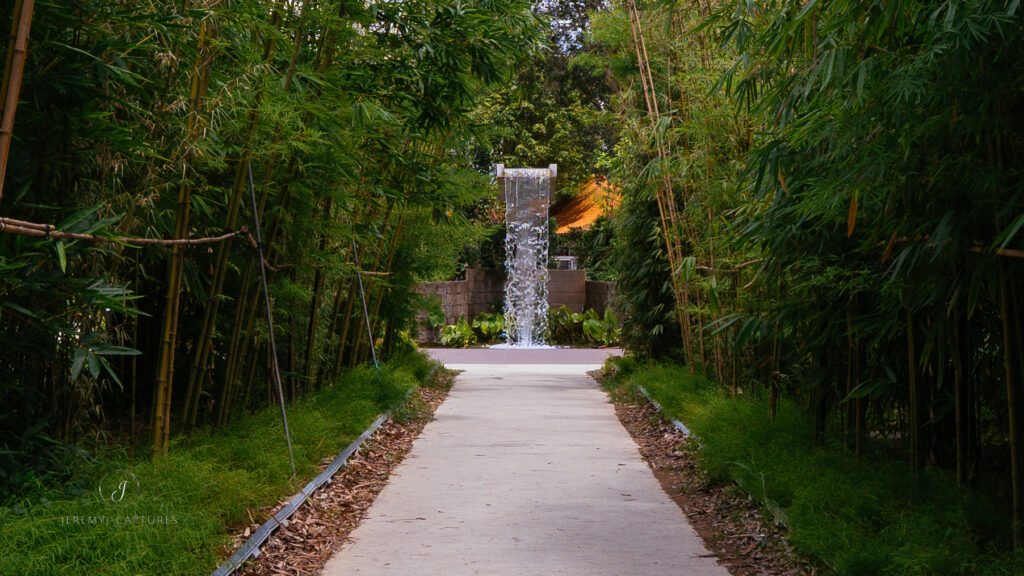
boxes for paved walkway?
[321,353,728,576]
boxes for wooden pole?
[0,217,247,245]
[0,0,34,200]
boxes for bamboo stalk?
[332,280,359,378]
[0,0,34,200]
[216,271,248,424]
[845,310,855,451]
[152,17,216,455]
[288,288,297,401]
[350,204,391,367]
[183,0,291,427]
[183,155,256,426]
[224,292,264,425]
[241,333,259,412]
[351,244,385,367]
[769,267,781,422]
[907,308,922,472]
[623,0,693,361]
[303,199,333,384]
[317,277,347,387]
[731,268,740,392]
[223,191,292,423]
[0,0,27,131]
[853,295,863,458]
[999,261,1024,547]
[367,212,407,352]
[954,308,969,486]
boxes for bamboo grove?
[590,0,1024,547]
[0,0,542,488]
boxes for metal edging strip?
[210,412,390,576]
[636,385,696,441]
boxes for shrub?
[547,307,620,346]
[582,308,620,346]
[439,317,476,348]
[471,312,505,343]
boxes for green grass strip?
[0,351,436,576]
[604,357,1022,576]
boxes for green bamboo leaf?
[89,344,143,356]
[71,349,87,381]
[98,356,124,390]
[994,213,1024,251]
[87,351,100,379]
[55,241,67,273]
[795,0,818,22]
[1,301,38,319]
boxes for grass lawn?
[604,357,1022,576]
[0,351,437,576]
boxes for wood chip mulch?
[606,383,815,576]
[223,365,810,576]
[227,369,456,576]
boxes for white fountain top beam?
[495,164,557,179]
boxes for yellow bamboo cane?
[0,0,34,201]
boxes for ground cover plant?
[471,312,506,344]
[546,306,620,346]
[440,317,477,348]
[605,357,1022,576]
[0,351,438,576]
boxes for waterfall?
[498,164,555,347]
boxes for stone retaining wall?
[414,269,615,343]
[548,270,586,312]
[585,281,615,316]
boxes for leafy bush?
[439,317,476,348]
[471,312,505,343]
[582,309,620,346]
[547,306,584,344]
[546,307,620,346]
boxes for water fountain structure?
[496,164,556,347]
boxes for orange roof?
[552,178,620,234]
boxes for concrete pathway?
[321,355,728,576]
